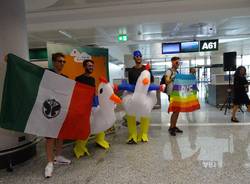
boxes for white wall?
[31,60,48,68]
[108,63,124,83]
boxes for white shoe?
[45,162,53,178]
[54,155,71,165]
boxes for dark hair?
[171,56,180,62]
[83,59,94,67]
[52,52,64,62]
[234,66,246,77]
[190,67,196,73]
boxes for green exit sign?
[118,34,128,42]
[200,39,219,52]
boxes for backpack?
[160,69,174,93]
[160,75,166,85]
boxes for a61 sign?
[200,39,219,52]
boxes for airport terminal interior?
[1,0,250,183]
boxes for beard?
[86,68,93,74]
[135,60,142,64]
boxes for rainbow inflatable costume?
[168,74,200,112]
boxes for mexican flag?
[0,54,95,140]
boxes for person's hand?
[160,84,166,92]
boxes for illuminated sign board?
[200,39,219,51]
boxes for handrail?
[0,138,41,156]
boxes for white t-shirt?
[165,68,178,95]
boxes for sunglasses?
[173,61,180,65]
[87,63,94,67]
[56,60,66,64]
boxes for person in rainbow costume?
[167,57,200,136]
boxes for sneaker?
[174,127,183,133]
[54,155,71,165]
[231,117,239,122]
[168,128,176,136]
[127,139,137,144]
[45,162,53,178]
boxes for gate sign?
[200,39,219,52]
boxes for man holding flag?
[44,53,71,178]
[0,53,95,178]
[166,57,200,136]
[165,57,183,136]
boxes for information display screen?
[181,41,199,52]
[162,43,180,54]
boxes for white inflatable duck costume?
[74,77,122,158]
[123,67,157,143]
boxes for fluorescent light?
[58,30,72,39]
[219,38,250,43]
[151,62,170,66]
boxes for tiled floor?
[1,94,250,184]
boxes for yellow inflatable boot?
[138,117,150,142]
[95,131,110,149]
[126,115,137,144]
[73,139,90,159]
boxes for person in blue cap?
[125,50,154,144]
[128,50,154,85]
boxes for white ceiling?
[25,0,250,63]
[25,0,183,12]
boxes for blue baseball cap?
[133,50,142,57]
